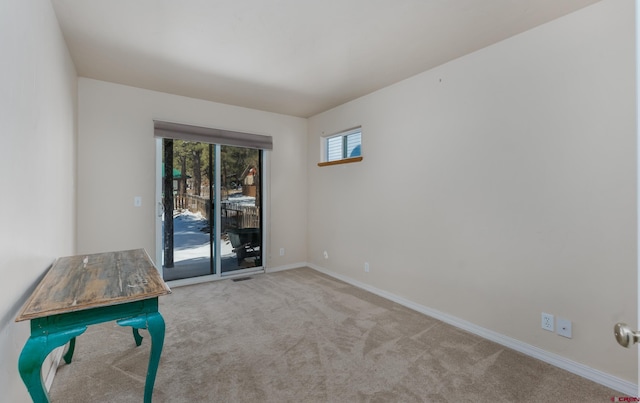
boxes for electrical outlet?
[279,248,285,256]
[323,251,329,259]
[541,313,554,332]
[557,317,572,338]
[134,196,142,207]
[364,262,370,272]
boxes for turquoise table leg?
[145,312,166,403]
[63,336,76,364]
[18,326,87,403]
[117,311,165,403]
[132,328,144,346]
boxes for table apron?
[30,298,159,336]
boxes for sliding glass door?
[220,145,262,273]
[160,139,262,281]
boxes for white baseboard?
[45,346,65,391]
[307,263,637,396]
[265,262,307,273]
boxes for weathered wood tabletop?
[16,248,171,322]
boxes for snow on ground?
[171,210,234,263]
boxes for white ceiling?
[51,0,601,118]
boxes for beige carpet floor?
[48,267,619,402]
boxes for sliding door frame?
[154,139,270,285]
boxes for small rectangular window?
[327,136,344,162]
[322,127,362,165]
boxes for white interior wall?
[0,0,77,400]
[76,78,308,270]
[308,0,637,383]
[1,0,637,399]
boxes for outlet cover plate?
[557,317,572,338]
[541,313,554,332]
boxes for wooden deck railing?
[221,202,260,229]
[172,194,259,229]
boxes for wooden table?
[15,249,171,403]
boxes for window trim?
[317,156,363,167]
